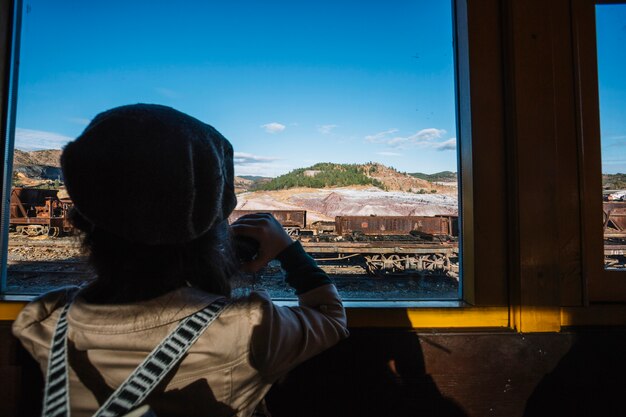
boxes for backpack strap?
[42,301,72,417]
[42,297,230,417]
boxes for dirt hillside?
[362,163,454,193]
[236,186,458,223]
[14,149,62,167]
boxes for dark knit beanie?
[61,104,237,245]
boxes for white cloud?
[14,128,74,151]
[233,152,279,164]
[365,128,399,143]
[365,127,455,154]
[365,128,446,148]
[389,128,447,147]
[233,152,284,177]
[435,138,457,151]
[413,128,446,141]
[317,124,338,135]
[261,122,286,133]
[234,161,297,178]
[388,136,409,146]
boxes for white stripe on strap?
[42,302,72,417]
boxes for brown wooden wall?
[3,321,626,417]
[267,329,626,417]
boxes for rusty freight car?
[9,187,73,237]
[603,201,626,236]
[334,215,457,237]
[603,201,626,269]
[308,215,459,277]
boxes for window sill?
[3,294,626,330]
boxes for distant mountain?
[235,175,273,193]
[14,149,62,167]
[13,149,64,186]
[603,173,626,190]
[258,162,453,193]
[11,150,460,196]
[239,175,272,181]
[409,171,457,183]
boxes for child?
[13,104,348,417]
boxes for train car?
[603,201,626,269]
[603,201,626,236]
[307,215,460,277]
[9,187,73,237]
[334,215,457,238]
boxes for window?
[575,0,626,302]
[596,3,626,271]
[1,0,462,301]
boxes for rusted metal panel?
[603,201,626,233]
[9,188,73,235]
[10,188,60,218]
[335,216,455,236]
[229,209,307,228]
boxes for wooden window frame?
[572,0,626,302]
[0,0,20,295]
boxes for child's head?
[61,104,239,301]
[62,103,237,244]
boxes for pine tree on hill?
[258,163,385,191]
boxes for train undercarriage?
[302,241,459,279]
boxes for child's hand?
[231,213,293,272]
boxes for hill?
[257,162,454,194]
[409,171,457,183]
[258,163,383,191]
[12,149,63,187]
[14,149,62,167]
[10,150,459,196]
[603,173,626,190]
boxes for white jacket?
[13,284,348,417]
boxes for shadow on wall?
[266,329,467,417]
[524,330,626,417]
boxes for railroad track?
[8,260,91,274]
[8,238,79,248]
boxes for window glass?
[6,0,460,300]
[596,3,626,271]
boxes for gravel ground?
[6,235,459,300]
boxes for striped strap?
[42,302,72,417]
[43,297,229,417]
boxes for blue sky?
[14,0,457,177]
[12,1,625,176]
[596,4,626,175]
